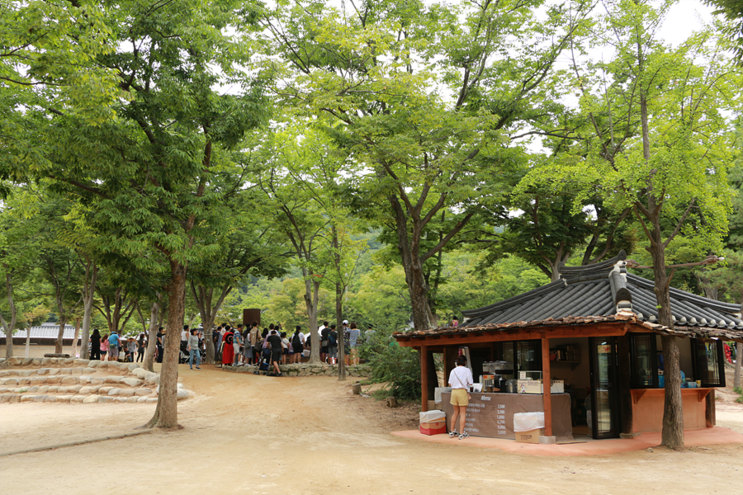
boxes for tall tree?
[264,0,591,330]
[19,0,267,428]
[521,0,736,448]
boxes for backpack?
[328,332,337,346]
[292,333,301,348]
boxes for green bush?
[359,332,420,401]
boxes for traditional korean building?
[394,251,743,441]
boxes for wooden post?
[616,336,635,437]
[427,350,438,402]
[443,346,455,389]
[421,345,429,412]
[541,337,553,437]
[706,389,716,428]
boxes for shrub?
[359,331,420,401]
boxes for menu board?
[440,392,573,441]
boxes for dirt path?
[2,365,743,495]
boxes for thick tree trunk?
[143,300,160,372]
[735,342,742,390]
[145,262,186,429]
[647,217,684,450]
[2,273,17,359]
[80,263,97,359]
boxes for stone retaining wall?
[223,363,372,377]
[0,357,190,404]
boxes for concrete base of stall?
[391,426,743,457]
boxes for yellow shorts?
[450,388,469,406]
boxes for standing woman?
[448,355,473,440]
[136,333,146,362]
[291,326,303,364]
[90,329,101,360]
[221,325,235,368]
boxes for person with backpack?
[108,331,120,361]
[291,326,304,364]
[328,324,338,365]
[321,324,330,363]
[280,331,290,364]
[247,322,260,365]
[267,329,283,376]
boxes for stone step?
[0,384,155,395]
[0,393,159,404]
[0,374,146,388]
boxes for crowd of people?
[212,320,374,375]
[86,320,376,375]
[89,328,147,363]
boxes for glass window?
[517,340,541,371]
[692,339,725,387]
[629,334,658,388]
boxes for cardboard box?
[515,428,543,443]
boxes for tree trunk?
[735,342,742,390]
[145,262,186,429]
[72,318,81,357]
[80,262,98,359]
[336,280,346,381]
[1,273,17,359]
[303,278,321,364]
[143,299,160,372]
[55,314,67,354]
[646,216,684,450]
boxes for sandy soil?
[2,364,743,495]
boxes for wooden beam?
[542,337,553,437]
[421,345,428,412]
[616,336,634,436]
[397,324,629,348]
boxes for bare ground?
[1,364,743,495]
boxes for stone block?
[2,378,18,386]
[45,376,61,384]
[8,394,21,402]
[48,368,60,376]
[32,358,42,366]
[87,361,100,368]
[38,386,49,393]
[70,395,86,403]
[105,376,122,384]
[56,395,72,403]
[61,376,79,385]
[79,386,92,395]
[19,378,30,385]
[145,397,157,403]
[91,377,105,385]
[132,368,148,379]
[88,385,101,393]
[115,397,128,403]
[126,397,138,403]
[74,359,89,366]
[135,388,152,396]
[137,396,148,403]
[82,395,100,403]
[19,370,32,377]
[99,396,115,403]
[47,386,59,393]
[107,388,121,396]
[0,394,11,403]
[20,395,38,402]
[41,358,52,366]
[118,389,135,397]
[98,386,113,395]
[27,386,40,392]
[68,385,81,393]
[176,389,189,400]
[37,368,49,375]
[44,395,57,402]
[121,377,142,387]
[63,358,74,365]
[78,375,94,384]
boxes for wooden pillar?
[706,389,716,428]
[421,345,428,412]
[616,336,634,436]
[541,337,553,437]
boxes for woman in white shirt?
[448,355,473,440]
